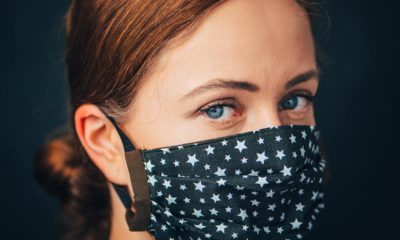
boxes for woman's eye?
[279,94,314,111]
[202,104,235,119]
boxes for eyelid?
[279,90,315,110]
[281,90,315,102]
[198,97,240,112]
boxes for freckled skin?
[98,0,319,239]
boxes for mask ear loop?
[107,116,151,231]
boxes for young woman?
[35,0,326,239]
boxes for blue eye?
[280,94,314,110]
[205,105,225,119]
[202,103,236,120]
[281,96,299,110]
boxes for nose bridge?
[246,103,282,130]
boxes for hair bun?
[34,131,82,205]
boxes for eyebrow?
[181,69,319,100]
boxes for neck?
[108,183,154,240]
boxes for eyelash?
[278,91,315,110]
[198,90,315,124]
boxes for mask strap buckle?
[107,116,151,231]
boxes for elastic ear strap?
[125,150,151,231]
[107,116,151,231]
[107,116,135,152]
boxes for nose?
[245,104,282,131]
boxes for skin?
[74,0,320,239]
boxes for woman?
[34,0,326,239]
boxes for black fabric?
[108,115,325,240]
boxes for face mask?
[108,116,326,240]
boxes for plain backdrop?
[1,0,399,239]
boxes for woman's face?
[124,0,319,150]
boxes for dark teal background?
[1,0,399,239]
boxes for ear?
[74,104,129,186]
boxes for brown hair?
[34,0,323,239]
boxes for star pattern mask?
[108,117,326,240]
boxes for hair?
[34,0,326,239]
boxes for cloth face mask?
[108,117,326,240]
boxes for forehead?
[141,0,315,96]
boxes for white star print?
[235,140,247,153]
[296,202,305,212]
[210,208,218,215]
[205,145,215,155]
[214,167,226,176]
[312,191,319,200]
[290,218,302,229]
[211,193,221,203]
[166,194,176,205]
[163,179,171,189]
[300,146,306,157]
[268,203,276,211]
[256,176,268,187]
[251,199,260,206]
[225,206,232,213]
[249,170,259,176]
[308,222,313,230]
[141,124,325,237]
[192,209,203,218]
[194,181,205,192]
[145,160,155,172]
[237,208,248,221]
[266,189,275,198]
[195,223,206,229]
[289,134,296,143]
[280,165,292,176]
[297,233,303,239]
[216,223,227,233]
[301,130,307,139]
[148,175,157,186]
[216,178,226,186]
[256,151,269,164]
[187,154,199,166]
[173,160,179,167]
[276,150,286,160]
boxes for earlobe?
[74,104,129,186]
